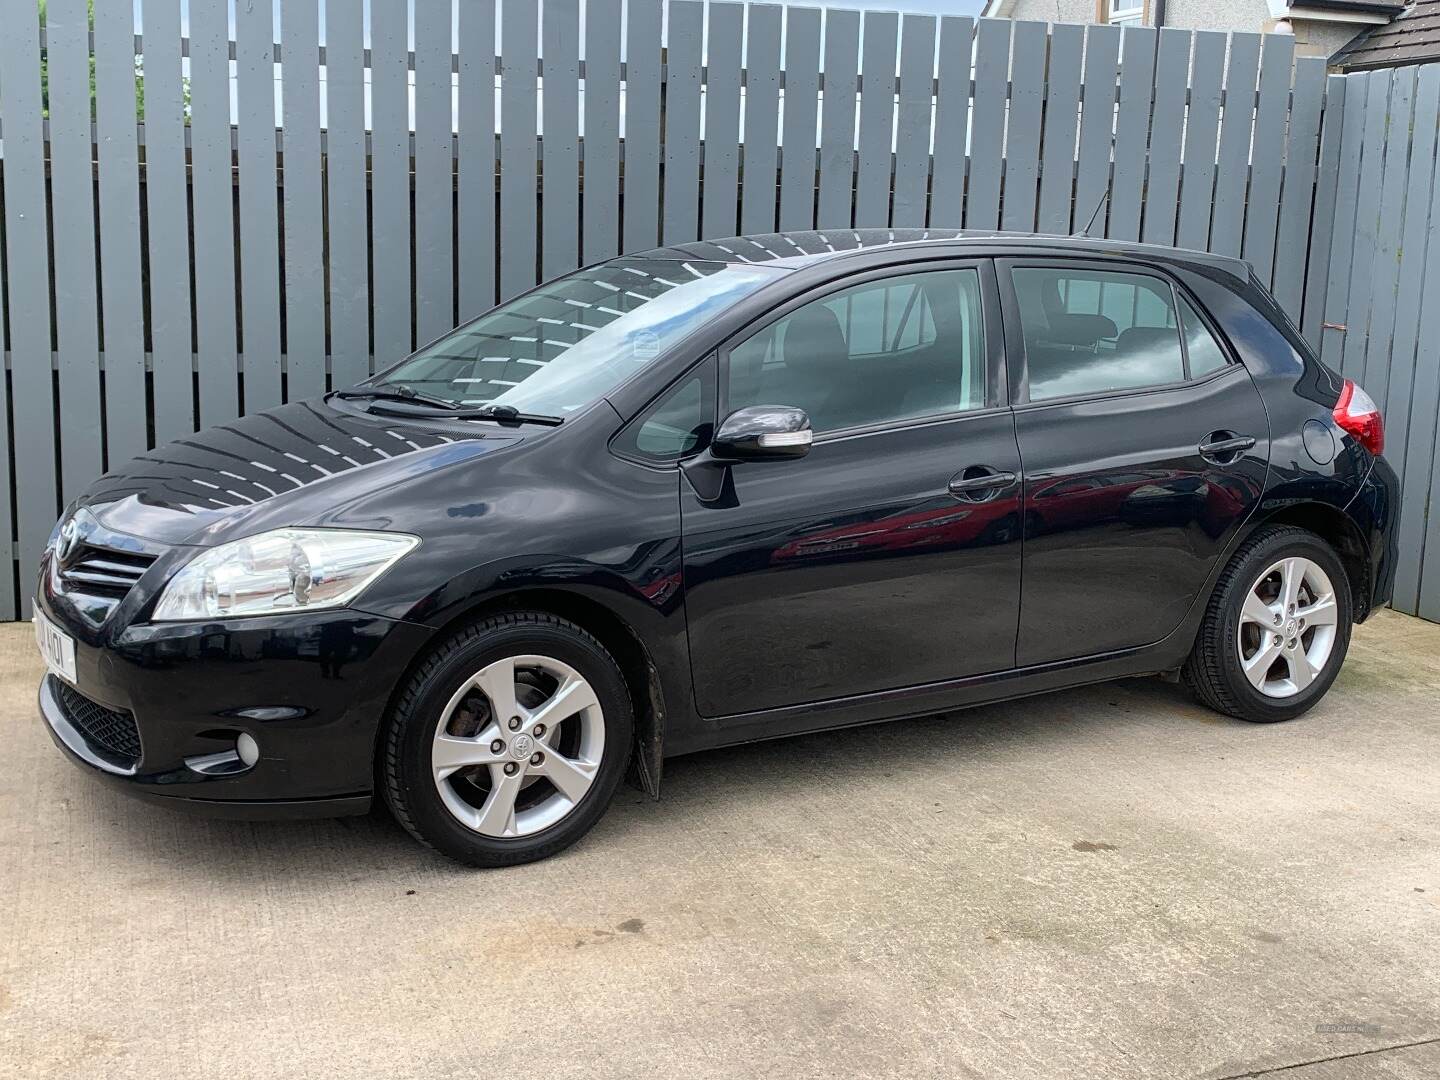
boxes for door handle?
[1198,434,1257,462]
[948,468,1018,499]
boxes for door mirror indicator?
[712,406,813,461]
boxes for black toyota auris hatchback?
[35,230,1398,866]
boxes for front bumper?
[35,592,431,818]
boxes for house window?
[1101,0,1145,25]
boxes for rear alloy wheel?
[1184,526,1352,722]
[1234,557,1339,699]
[383,613,633,866]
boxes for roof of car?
[630,229,1252,283]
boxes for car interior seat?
[762,304,850,430]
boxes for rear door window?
[1011,267,1187,402]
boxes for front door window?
[726,268,987,433]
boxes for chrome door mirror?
[711,406,813,461]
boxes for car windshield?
[370,258,780,415]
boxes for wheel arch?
[375,586,669,800]
[1240,501,1372,620]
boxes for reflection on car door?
[680,261,1024,717]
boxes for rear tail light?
[1333,379,1384,456]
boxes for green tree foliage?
[39,0,156,121]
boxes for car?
[33,229,1399,867]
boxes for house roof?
[1333,0,1440,69]
[1299,0,1407,16]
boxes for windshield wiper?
[457,403,565,426]
[334,386,463,411]
[360,399,565,426]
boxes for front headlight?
[153,528,419,621]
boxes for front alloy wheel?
[384,612,633,867]
[431,655,605,838]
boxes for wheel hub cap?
[1235,556,1339,700]
[430,654,605,838]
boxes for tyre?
[1183,525,1352,723]
[382,612,634,867]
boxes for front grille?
[58,544,156,600]
[52,677,141,765]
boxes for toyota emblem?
[56,516,81,563]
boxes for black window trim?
[996,256,1239,411]
[714,257,1008,442]
[809,402,1016,447]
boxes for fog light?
[236,732,260,767]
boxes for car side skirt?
[665,633,1194,757]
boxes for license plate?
[34,610,77,685]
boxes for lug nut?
[530,752,544,766]
[508,716,522,731]
[490,739,504,753]
[1273,635,1283,646]
[533,723,546,737]
[503,762,518,776]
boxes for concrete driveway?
[1,613,1437,1080]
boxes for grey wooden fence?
[1321,65,1440,623]
[0,0,1433,622]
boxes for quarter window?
[725,269,986,434]
[1012,267,1188,402]
[613,370,714,463]
[1179,295,1230,378]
